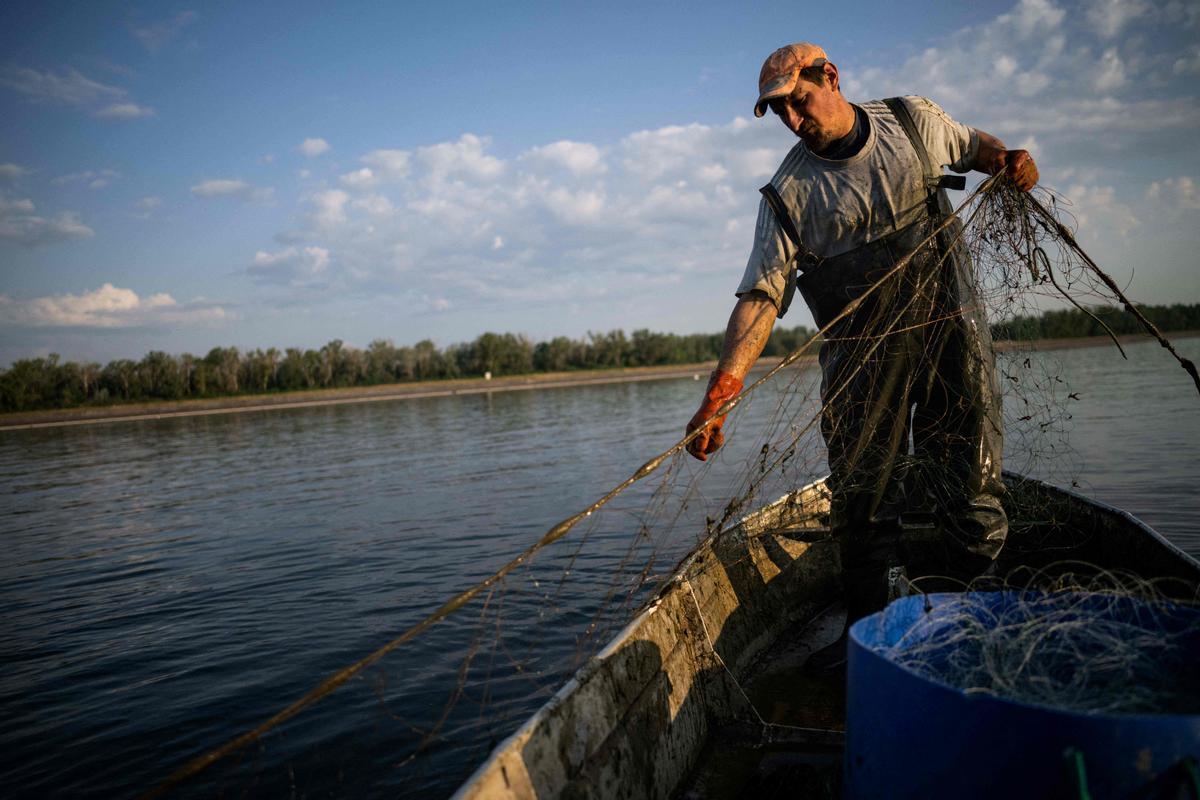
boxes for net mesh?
[877,569,1200,715]
[141,177,1199,798]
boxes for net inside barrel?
[873,586,1200,715]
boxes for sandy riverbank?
[3,331,1193,431]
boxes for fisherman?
[684,43,1038,632]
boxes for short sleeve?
[736,195,796,311]
[901,96,979,174]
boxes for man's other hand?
[972,131,1039,192]
[686,370,744,461]
[996,149,1038,191]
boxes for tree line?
[0,326,810,413]
[989,303,1200,341]
[2,303,1197,413]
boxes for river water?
[2,337,1197,798]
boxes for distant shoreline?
[2,331,1194,431]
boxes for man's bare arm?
[684,290,779,460]
[971,129,1038,191]
[716,290,780,380]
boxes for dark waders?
[760,98,1006,633]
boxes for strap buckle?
[798,252,823,272]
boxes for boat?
[452,472,1200,799]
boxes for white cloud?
[0,65,154,120]
[0,66,124,106]
[248,246,331,285]
[1087,0,1149,38]
[418,133,504,184]
[1145,177,1200,215]
[0,283,225,328]
[131,11,198,51]
[1174,45,1200,75]
[0,195,94,246]
[133,196,163,218]
[0,196,35,215]
[89,57,139,79]
[0,163,26,182]
[831,0,1200,169]
[340,167,377,189]
[95,102,155,119]
[1014,134,1040,153]
[266,115,783,307]
[621,123,711,181]
[1093,48,1127,92]
[544,187,606,224]
[1019,96,1200,133]
[308,189,349,228]
[1008,0,1067,36]
[726,144,782,179]
[297,138,330,157]
[696,163,730,183]
[361,149,411,180]
[1064,183,1140,237]
[1164,0,1200,27]
[53,169,121,189]
[351,194,393,216]
[190,179,274,203]
[521,141,606,175]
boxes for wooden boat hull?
[453,474,1200,799]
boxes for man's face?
[768,74,845,152]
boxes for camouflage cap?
[754,42,829,118]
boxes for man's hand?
[994,148,1038,191]
[686,370,744,461]
[973,131,1039,192]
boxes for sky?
[1,0,1198,365]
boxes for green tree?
[204,347,240,394]
[139,351,186,400]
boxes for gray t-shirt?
[737,96,979,310]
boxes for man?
[685,43,1038,627]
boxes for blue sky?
[1,0,1198,365]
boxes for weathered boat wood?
[452,474,1200,800]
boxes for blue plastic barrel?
[845,592,1200,799]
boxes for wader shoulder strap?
[758,182,821,319]
[883,97,934,181]
[883,96,965,215]
[759,183,805,256]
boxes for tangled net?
[880,567,1200,715]
[141,176,1199,798]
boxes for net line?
[140,173,1198,797]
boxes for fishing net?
[877,567,1200,715]
[141,176,1199,798]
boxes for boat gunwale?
[448,479,826,799]
[1002,471,1200,569]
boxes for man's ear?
[824,62,840,92]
